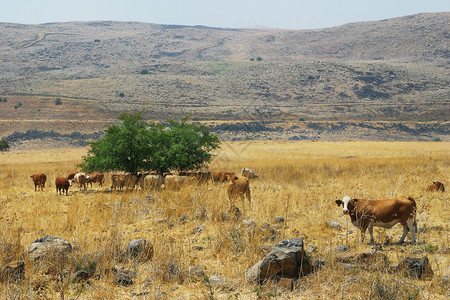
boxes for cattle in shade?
[111,174,126,191]
[88,172,105,188]
[140,174,164,191]
[241,168,259,179]
[30,173,47,191]
[426,181,445,192]
[335,195,417,244]
[165,175,196,190]
[55,177,72,196]
[227,176,251,211]
[73,173,90,190]
[212,171,236,183]
[195,171,212,184]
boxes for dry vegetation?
[0,141,448,299]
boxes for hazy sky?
[1,0,449,29]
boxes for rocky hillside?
[0,13,449,147]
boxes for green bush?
[140,69,149,74]
[256,56,262,61]
[0,138,10,151]
[55,98,62,105]
[118,92,125,98]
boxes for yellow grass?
[0,141,448,299]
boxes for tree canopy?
[78,112,220,174]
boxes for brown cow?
[55,177,72,196]
[165,175,196,190]
[111,174,139,191]
[212,171,236,183]
[88,172,105,188]
[227,176,251,211]
[30,173,47,191]
[73,173,90,190]
[426,181,445,192]
[335,195,417,244]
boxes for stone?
[126,239,154,262]
[274,216,285,223]
[336,247,384,264]
[24,235,72,262]
[113,267,136,286]
[393,256,434,280]
[245,238,312,283]
[0,260,25,283]
[326,221,342,230]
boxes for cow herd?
[29,170,445,245]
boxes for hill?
[0,13,449,147]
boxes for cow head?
[336,196,357,215]
[68,179,72,186]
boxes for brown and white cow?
[55,177,72,196]
[227,176,251,211]
[335,195,417,244]
[73,173,90,190]
[30,173,47,191]
[88,172,105,188]
[426,181,445,192]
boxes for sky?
[1,0,449,30]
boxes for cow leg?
[406,218,416,244]
[246,189,251,206]
[367,225,375,244]
[399,225,409,243]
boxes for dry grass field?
[0,141,448,299]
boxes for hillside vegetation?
[0,13,449,147]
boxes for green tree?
[78,112,220,175]
[0,138,10,151]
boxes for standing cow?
[227,176,251,212]
[30,173,47,191]
[88,172,105,188]
[335,195,417,244]
[73,173,90,190]
[55,177,72,196]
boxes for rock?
[245,238,312,283]
[24,235,72,262]
[0,260,25,283]
[393,256,434,280]
[325,245,350,254]
[113,267,136,286]
[274,216,285,223]
[188,266,205,278]
[126,239,154,262]
[325,221,342,231]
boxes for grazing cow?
[241,168,259,179]
[111,174,126,191]
[140,174,164,191]
[227,176,251,211]
[55,177,72,196]
[88,172,105,188]
[73,173,90,190]
[195,171,212,184]
[165,175,196,190]
[335,195,417,244]
[30,173,47,191]
[212,171,236,183]
[426,181,445,192]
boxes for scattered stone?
[188,266,205,278]
[325,221,341,231]
[325,245,350,254]
[126,239,154,262]
[24,235,72,262]
[194,207,207,220]
[192,225,205,235]
[192,246,204,251]
[274,216,285,223]
[392,256,434,280]
[0,260,25,283]
[113,267,136,286]
[245,238,312,283]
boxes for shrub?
[250,58,255,61]
[432,137,441,142]
[118,92,125,98]
[298,117,306,121]
[2,98,6,103]
[55,98,62,105]
[256,56,262,61]
[140,69,149,74]
[0,138,10,151]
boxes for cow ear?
[335,200,342,206]
[352,199,358,203]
